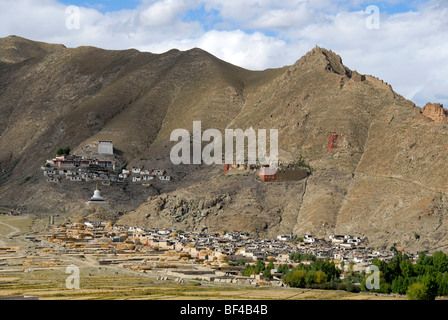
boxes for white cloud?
[197,30,289,70]
[138,0,198,26]
[0,0,446,107]
[246,5,315,30]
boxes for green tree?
[254,259,266,275]
[348,261,355,276]
[390,243,398,253]
[420,273,438,300]
[432,251,448,273]
[305,271,316,286]
[436,272,448,296]
[263,268,273,279]
[290,252,316,262]
[379,279,392,294]
[277,264,290,274]
[361,274,391,294]
[283,270,307,288]
[407,283,431,300]
[417,252,433,266]
[321,259,341,281]
[315,271,327,284]
[400,259,414,278]
[391,276,408,295]
[263,261,275,279]
[372,258,389,281]
[56,146,71,156]
[387,252,403,281]
[242,264,254,277]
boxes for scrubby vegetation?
[56,146,71,156]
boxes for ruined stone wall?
[351,71,366,82]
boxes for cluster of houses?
[123,168,171,183]
[42,142,120,184]
[42,160,172,185]
[37,221,416,285]
[0,210,22,216]
[296,234,404,266]
[42,155,121,184]
[41,142,171,184]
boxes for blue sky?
[0,0,446,107]
[59,0,423,33]
[59,0,141,12]
[60,0,419,14]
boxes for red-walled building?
[258,167,277,182]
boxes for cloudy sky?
[0,0,447,107]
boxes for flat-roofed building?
[98,141,113,155]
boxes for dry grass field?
[0,271,403,300]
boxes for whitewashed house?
[43,170,57,176]
[303,234,316,244]
[277,235,295,241]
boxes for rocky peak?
[293,46,352,78]
[422,103,447,123]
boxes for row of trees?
[243,254,342,288]
[282,257,342,288]
[242,251,448,300]
[361,251,448,300]
[289,252,316,262]
[242,260,276,279]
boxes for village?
[41,141,171,185]
[30,141,419,291]
[22,220,414,287]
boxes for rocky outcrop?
[422,103,448,123]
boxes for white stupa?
[87,184,108,205]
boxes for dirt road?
[0,219,21,246]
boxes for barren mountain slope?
[0,36,446,252]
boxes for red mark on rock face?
[328,132,339,151]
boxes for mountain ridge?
[0,36,447,253]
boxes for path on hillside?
[0,220,21,246]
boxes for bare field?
[0,270,402,300]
